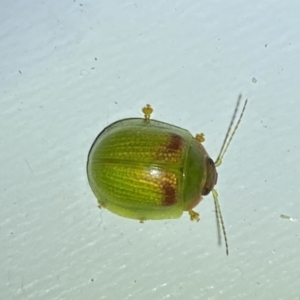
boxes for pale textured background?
[1,1,300,300]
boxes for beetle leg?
[98,201,106,209]
[142,104,153,121]
[195,133,205,143]
[188,210,200,222]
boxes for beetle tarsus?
[189,210,200,222]
[98,202,106,209]
[142,104,153,121]
[195,133,205,143]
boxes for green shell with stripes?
[87,117,212,221]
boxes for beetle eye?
[202,188,210,196]
[207,158,214,165]
[201,157,217,196]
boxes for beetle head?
[201,157,218,196]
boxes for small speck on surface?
[280,214,296,221]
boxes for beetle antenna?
[212,189,228,255]
[215,95,248,167]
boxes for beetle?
[87,96,247,255]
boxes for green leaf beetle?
[87,96,248,255]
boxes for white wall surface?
[1,1,300,299]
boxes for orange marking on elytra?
[156,133,184,162]
[167,133,183,152]
[161,181,177,206]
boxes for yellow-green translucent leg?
[195,133,205,143]
[188,210,200,222]
[142,104,153,121]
